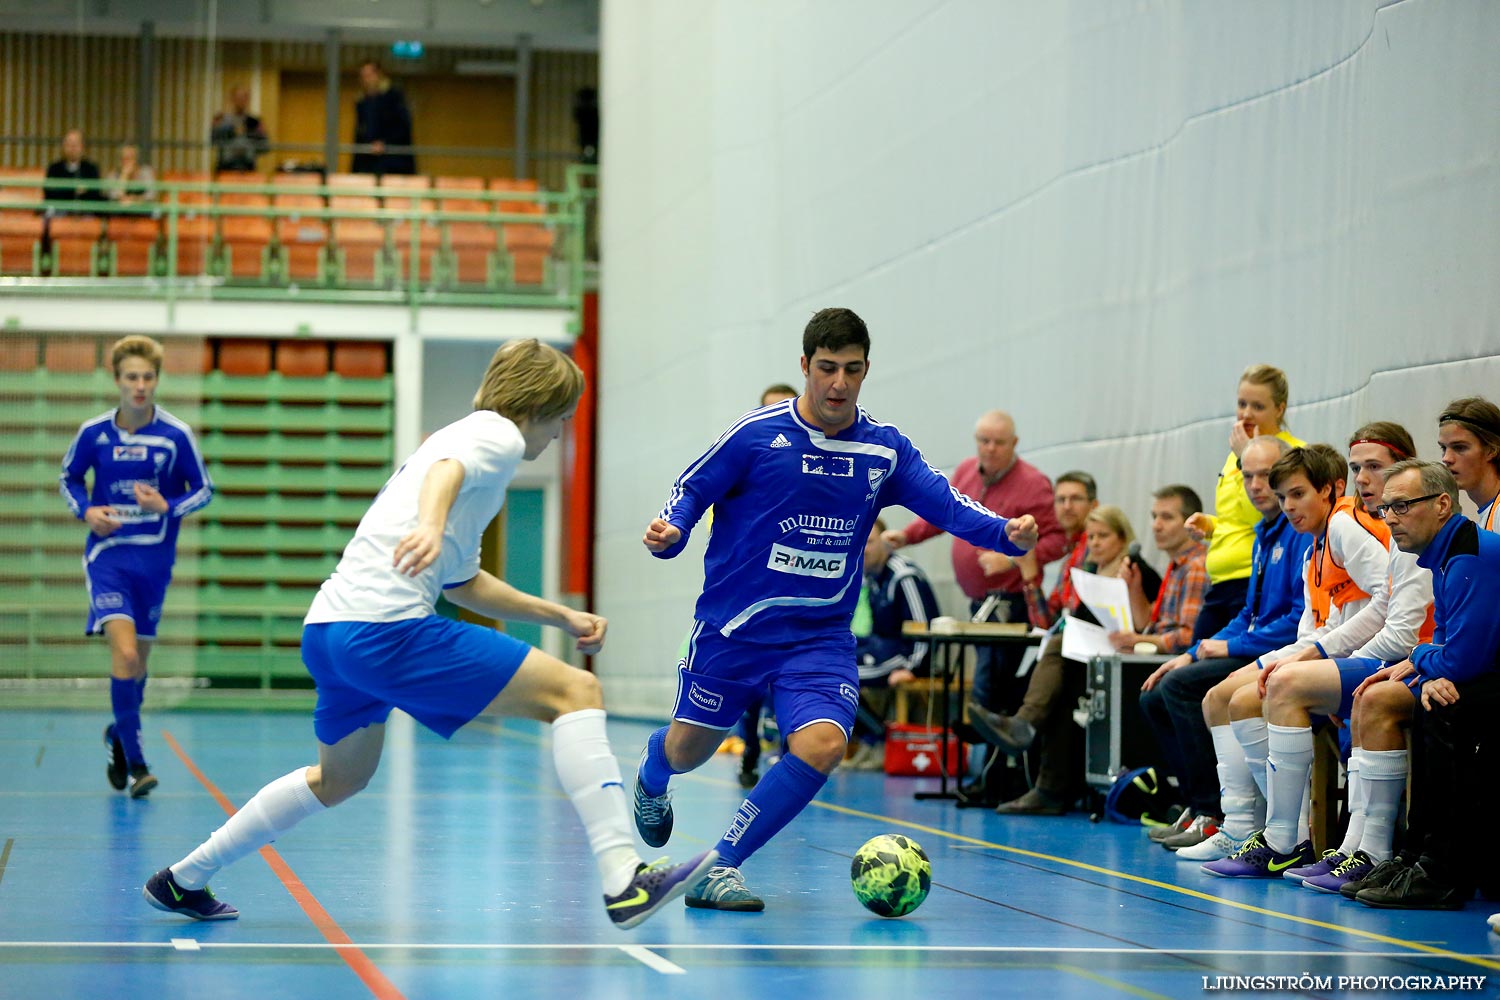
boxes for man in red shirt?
[885,410,1065,713]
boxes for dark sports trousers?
[1403,672,1500,894]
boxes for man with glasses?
[1339,461,1500,909]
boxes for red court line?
[162,729,407,1000]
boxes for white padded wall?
[594,0,1499,718]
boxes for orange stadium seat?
[217,176,273,280]
[0,335,38,371]
[276,340,329,378]
[162,337,209,376]
[442,198,498,286]
[274,192,328,283]
[381,175,440,283]
[489,178,554,286]
[0,169,44,275]
[47,214,103,276]
[159,172,214,276]
[43,336,101,372]
[218,339,272,377]
[332,341,387,379]
[106,216,161,276]
[330,195,387,284]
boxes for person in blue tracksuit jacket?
[1347,460,1500,909]
[631,307,1039,912]
[60,335,213,798]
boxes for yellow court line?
[807,799,1500,971]
[1054,963,1172,1000]
[466,719,1499,970]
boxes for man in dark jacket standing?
[353,61,415,175]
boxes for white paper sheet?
[1060,614,1117,664]
[1069,568,1134,634]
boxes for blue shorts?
[672,620,859,739]
[303,616,531,745]
[1335,656,1385,718]
[84,554,170,640]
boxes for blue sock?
[637,726,679,797]
[715,752,828,869]
[111,676,146,768]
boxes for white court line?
[170,938,201,952]
[0,942,1490,958]
[618,945,686,974]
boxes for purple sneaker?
[1201,832,1315,879]
[1283,849,1346,882]
[605,849,718,930]
[143,868,239,920]
[1303,850,1375,893]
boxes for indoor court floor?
[2,709,1498,999]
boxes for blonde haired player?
[144,339,715,928]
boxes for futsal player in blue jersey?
[60,336,213,798]
[143,339,716,928]
[634,308,1039,910]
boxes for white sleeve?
[1311,516,1395,658]
[430,413,525,493]
[1351,546,1433,661]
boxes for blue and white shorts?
[302,616,531,746]
[84,554,170,640]
[671,620,859,739]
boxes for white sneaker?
[1175,829,1247,862]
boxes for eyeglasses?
[1374,493,1442,518]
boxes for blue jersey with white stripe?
[60,406,213,566]
[654,399,1024,644]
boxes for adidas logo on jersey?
[96,432,110,445]
[770,433,791,448]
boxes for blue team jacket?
[654,399,1022,645]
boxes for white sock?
[1336,753,1366,856]
[1211,724,1260,839]
[1230,716,1271,801]
[1358,748,1408,862]
[1264,723,1315,853]
[171,766,326,889]
[552,708,642,896]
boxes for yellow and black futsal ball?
[850,834,931,917]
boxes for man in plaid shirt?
[1111,485,1209,654]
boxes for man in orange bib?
[1198,444,1394,878]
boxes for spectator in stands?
[1341,447,1500,905]
[1348,461,1500,909]
[945,470,1094,804]
[1139,436,1308,856]
[1187,365,1303,641]
[1217,423,1431,892]
[1014,472,1098,630]
[44,129,104,204]
[969,505,1159,815]
[1198,444,1393,877]
[731,382,800,788]
[106,144,156,207]
[353,60,416,176]
[60,336,213,800]
[884,411,1065,717]
[573,87,599,165]
[211,85,270,174]
[1108,484,1208,655]
[847,518,941,771]
[1436,396,1500,532]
